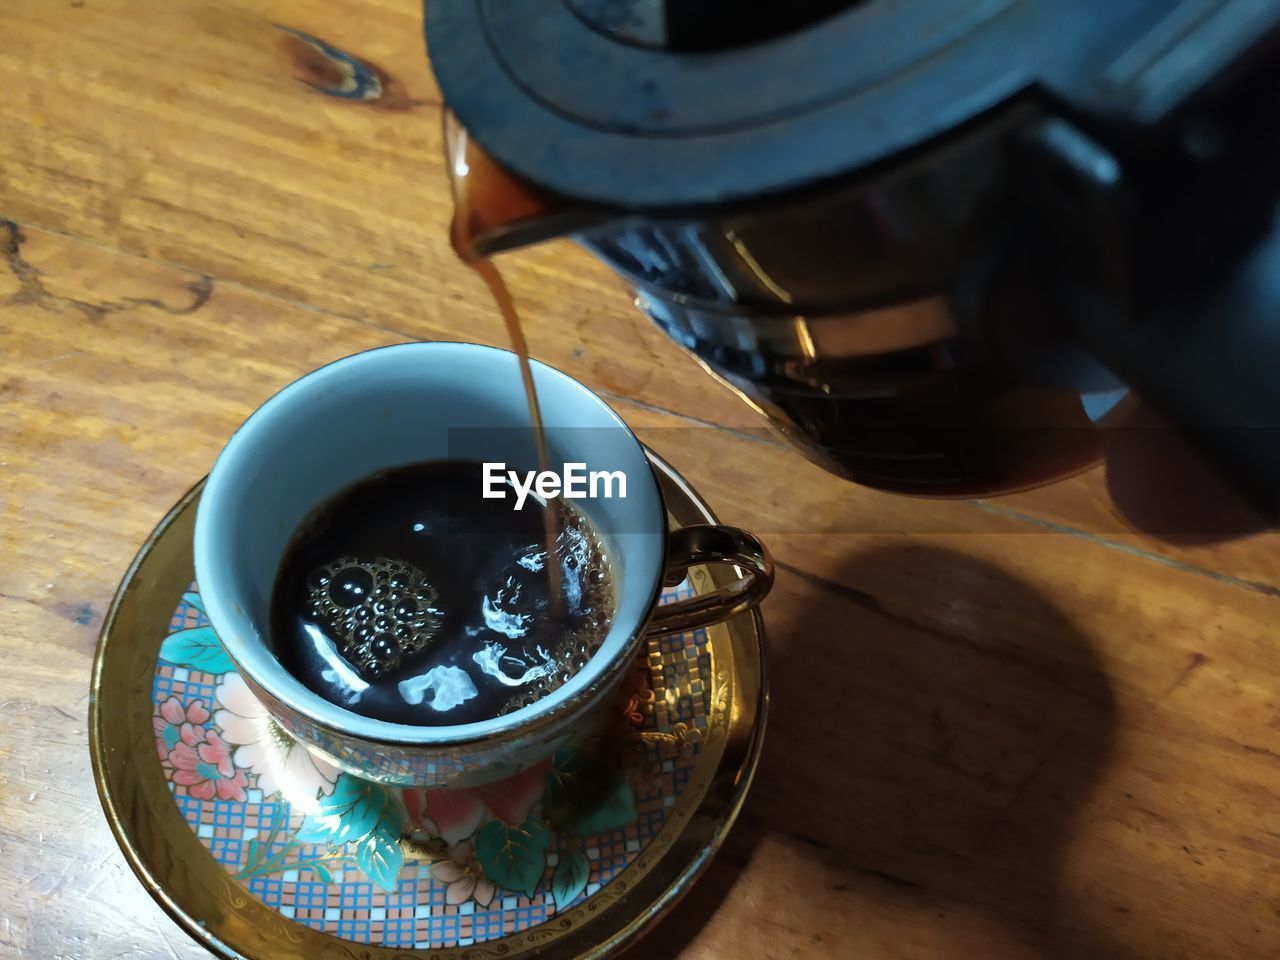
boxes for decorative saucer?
[90,452,766,959]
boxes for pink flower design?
[429,841,496,907]
[214,673,338,809]
[153,696,210,759]
[168,728,249,802]
[403,759,551,845]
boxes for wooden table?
[2,2,1278,957]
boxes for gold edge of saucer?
[89,450,768,960]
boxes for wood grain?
[1,3,1278,959]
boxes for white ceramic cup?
[193,342,771,787]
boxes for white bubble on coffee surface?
[301,621,370,705]
[398,665,478,712]
[555,521,598,612]
[486,514,613,716]
[516,548,546,572]
[481,575,534,639]
[305,556,443,680]
[473,641,556,687]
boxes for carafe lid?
[423,0,1276,212]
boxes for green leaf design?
[246,837,260,866]
[235,850,353,883]
[296,774,387,845]
[551,847,590,912]
[159,626,235,674]
[356,817,404,893]
[564,777,637,837]
[475,818,550,899]
[544,747,620,831]
[291,776,406,889]
[182,591,208,619]
[162,725,181,750]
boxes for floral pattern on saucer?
[153,584,712,949]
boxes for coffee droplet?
[328,566,373,607]
[371,633,398,661]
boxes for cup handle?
[645,525,774,636]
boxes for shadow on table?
[640,544,1128,959]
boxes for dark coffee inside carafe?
[438,114,1113,500]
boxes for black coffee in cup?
[269,460,616,725]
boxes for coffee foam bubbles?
[306,556,443,679]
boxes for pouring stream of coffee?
[445,112,565,609]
